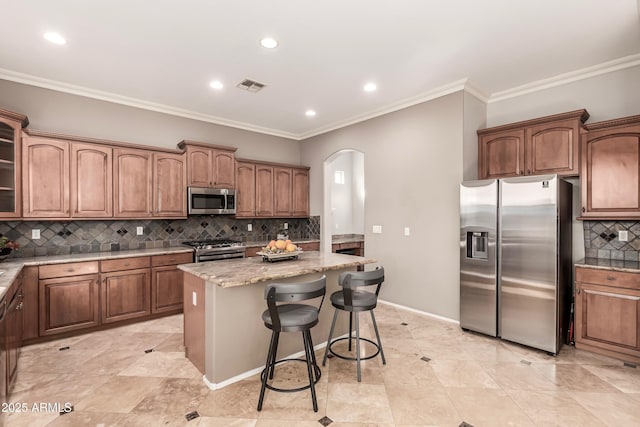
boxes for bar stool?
[257,275,326,412]
[322,266,385,382]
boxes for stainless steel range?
[182,239,246,262]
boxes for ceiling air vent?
[236,78,266,92]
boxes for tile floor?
[5,303,640,426]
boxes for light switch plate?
[247,224,253,231]
[136,226,144,236]
[31,229,40,239]
[283,223,288,229]
[372,225,382,234]
[619,230,629,242]
[192,291,197,306]
[404,227,410,236]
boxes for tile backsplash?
[583,221,640,261]
[0,216,320,259]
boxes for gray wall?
[301,92,464,320]
[0,79,301,163]
[462,91,487,181]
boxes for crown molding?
[489,53,640,103]
[299,79,470,139]
[0,68,299,140]
[462,80,489,103]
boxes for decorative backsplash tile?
[0,215,321,259]
[583,221,640,261]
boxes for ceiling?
[0,1,638,140]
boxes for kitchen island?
[178,251,376,389]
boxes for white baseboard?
[377,298,460,325]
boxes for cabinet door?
[22,137,70,218]
[101,268,150,323]
[235,161,255,217]
[114,148,152,218]
[212,149,235,188]
[153,152,186,217]
[255,165,274,216]
[575,282,640,355]
[526,119,580,176]
[0,113,24,219]
[292,168,309,217]
[6,276,22,393]
[39,274,100,336]
[151,266,183,314]
[71,143,112,218]
[186,146,212,187]
[478,129,525,179]
[274,167,292,217]
[581,127,640,218]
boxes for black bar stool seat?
[257,275,326,412]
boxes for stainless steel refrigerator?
[459,175,572,354]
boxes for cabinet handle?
[606,276,616,281]
[577,287,581,295]
[16,302,23,311]
[582,207,585,213]
[168,258,176,263]
[527,169,531,175]
[66,268,75,272]
[124,263,130,266]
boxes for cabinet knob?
[66,268,75,272]
[527,169,531,175]
[606,276,616,281]
[582,207,585,213]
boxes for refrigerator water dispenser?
[467,231,488,260]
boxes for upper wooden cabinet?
[235,161,256,217]
[579,115,640,219]
[236,159,310,218]
[179,141,237,188]
[0,109,28,220]
[71,143,112,218]
[22,136,70,218]
[153,152,186,217]
[114,148,153,218]
[478,109,589,179]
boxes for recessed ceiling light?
[260,37,278,49]
[305,110,316,117]
[209,80,224,90]
[43,32,66,45]
[364,82,377,92]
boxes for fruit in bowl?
[262,239,299,254]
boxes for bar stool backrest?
[339,266,384,307]
[264,275,327,331]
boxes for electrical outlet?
[31,229,40,239]
[247,224,252,232]
[404,227,410,236]
[372,225,382,234]
[136,226,144,236]
[192,291,197,306]
[619,230,629,242]
[283,223,288,230]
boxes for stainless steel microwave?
[187,187,236,215]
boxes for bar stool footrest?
[260,358,321,393]
[327,336,381,361]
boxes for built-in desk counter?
[178,251,376,389]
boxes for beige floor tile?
[75,348,145,376]
[168,357,207,379]
[197,379,260,418]
[326,383,394,424]
[581,363,640,393]
[117,351,186,377]
[131,377,210,416]
[154,332,186,352]
[446,387,536,427]
[197,417,258,426]
[11,370,61,394]
[533,363,621,392]
[386,383,461,426]
[9,372,112,407]
[17,347,103,374]
[506,389,608,427]
[481,361,559,390]
[255,420,319,427]
[114,412,192,426]
[3,410,59,427]
[430,359,500,388]
[572,391,640,426]
[45,410,125,426]
[74,376,164,413]
[381,354,442,386]
[326,352,385,384]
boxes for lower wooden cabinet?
[101,268,151,324]
[575,266,640,363]
[39,273,100,336]
[5,273,23,397]
[151,252,192,314]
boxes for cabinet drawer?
[39,261,99,279]
[152,252,193,267]
[101,256,150,272]
[576,267,640,291]
[298,242,319,251]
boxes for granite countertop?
[243,239,320,248]
[178,251,376,288]
[575,257,640,273]
[332,235,364,245]
[0,247,194,297]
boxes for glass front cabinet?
[0,108,29,219]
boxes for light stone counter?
[575,257,640,273]
[0,247,194,298]
[179,251,376,389]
